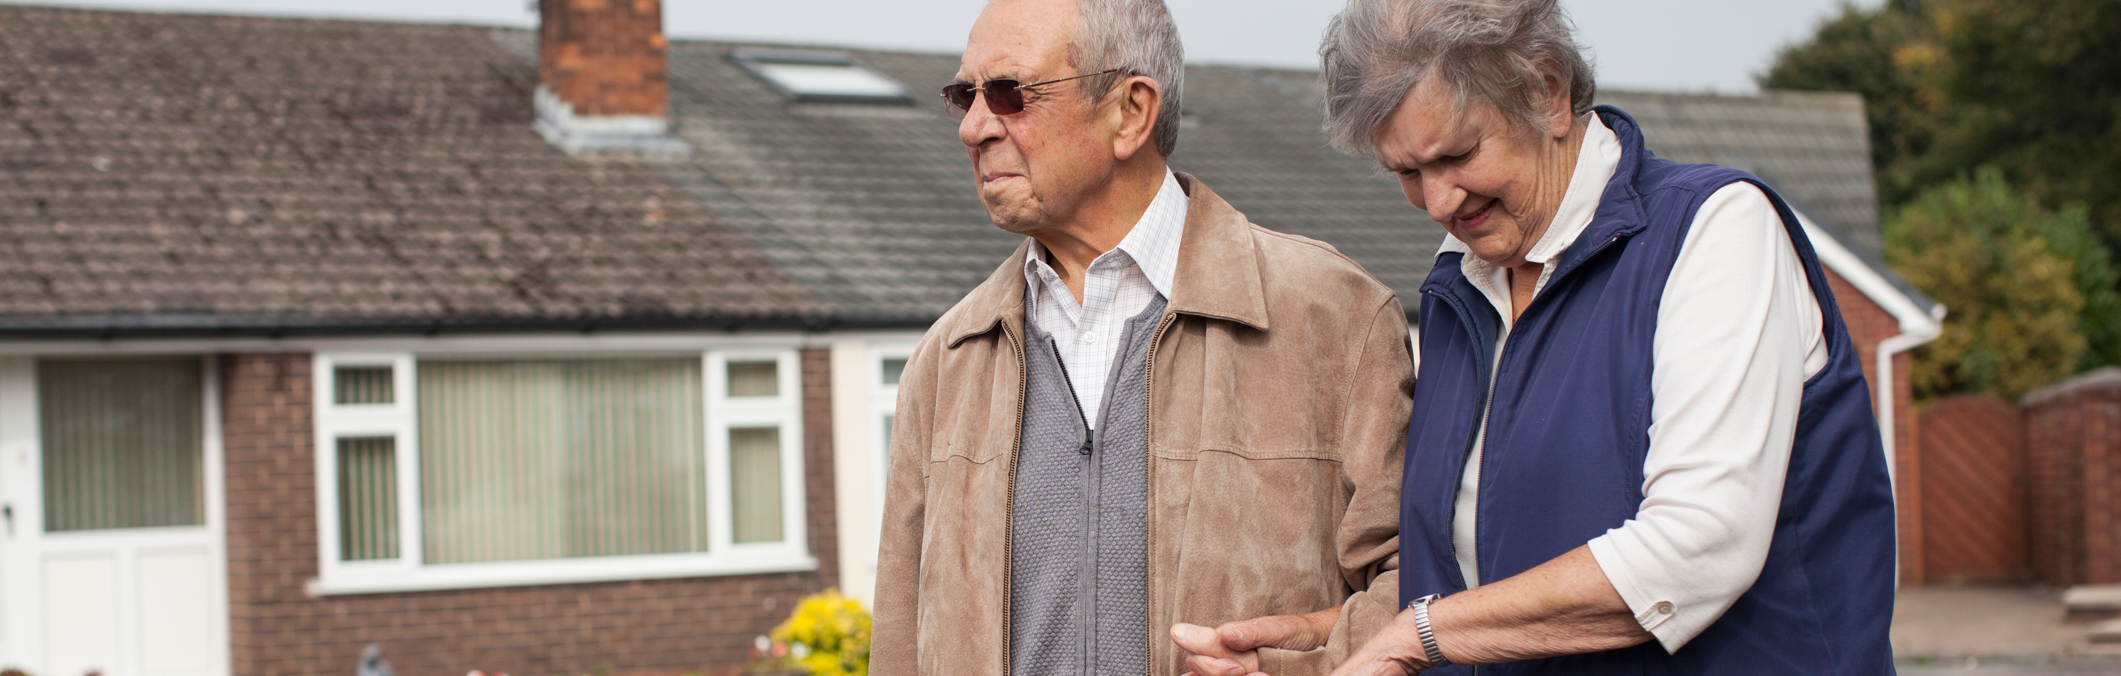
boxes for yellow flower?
[768,588,872,676]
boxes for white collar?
[1024,169,1189,298]
[1434,114,1621,325]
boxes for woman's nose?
[1423,173,1464,225]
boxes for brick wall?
[223,352,838,676]
[2023,368,2121,586]
[538,0,667,117]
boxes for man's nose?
[959,91,1006,148]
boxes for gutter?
[1791,210,1946,485]
[1873,304,1946,487]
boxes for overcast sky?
[6,0,1881,92]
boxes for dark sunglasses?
[941,69,1122,120]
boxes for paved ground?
[1894,586,2121,674]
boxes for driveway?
[1894,586,2121,674]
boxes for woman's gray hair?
[1319,0,1594,155]
[1070,0,1185,157]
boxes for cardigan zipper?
[1046,337,1099,670]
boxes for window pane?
[337,437,400,561]
[419,359,707,564]
[727,361,778,398]
[747,61,908,98]
[881,414,895,458]
[881,358,907,386]
[334,366,395,405]
[40,358,204,532]
[730,427,784,543]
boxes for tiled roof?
[0,4,1925,336]
[0,5,824,335]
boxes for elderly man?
[1180,0,1898,674]
[867,0,1414,675]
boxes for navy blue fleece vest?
[1399,107,1897,675]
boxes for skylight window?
[734,48,911,104]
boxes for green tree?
[1917,0,2121,258]
[1760,2,1947,207]
[1885,170,2116,401]
[1767,0,2121,391]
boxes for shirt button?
[1653,601,1674,614]
[1080,332,1097,345]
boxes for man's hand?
[1172,608,1339,676]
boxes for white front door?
[0,356,229,676]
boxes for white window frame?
[309,349,813,596]
[870,344,915,513]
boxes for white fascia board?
[1793,210,1944,336]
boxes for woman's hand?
[1325,609,1430,676]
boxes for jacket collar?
[1562,106,1653,270]
[943,172,1271,348]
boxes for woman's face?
[1373,77,1578,270]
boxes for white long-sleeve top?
[1439,114,1828,651]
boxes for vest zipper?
[1140,311,1178,676]
[1000,321,1028,676]
[1430,234,1629,594]
[1424,287,1494,593]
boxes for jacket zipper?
[1141,311,1177,676]
[1425,287,1494,594]
[1000,322,1028,676]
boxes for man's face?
[955,0,1118,235]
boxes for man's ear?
[1110,75,1162,162]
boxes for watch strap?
[1410,593,1451,667]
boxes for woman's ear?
[1112,75,1163,161]
[1539,66,1576,140]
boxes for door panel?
[43,553,120,676]
[138,548,215,673]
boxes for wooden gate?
[1910,394,2030,584]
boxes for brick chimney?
[534,0,688,155]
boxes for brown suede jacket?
[871,175,1413,676]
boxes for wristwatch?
[1408,593,1451,668]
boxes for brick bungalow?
[0,2,1939,676]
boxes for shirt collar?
[1022,169,1189,298]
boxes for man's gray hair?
[1070,0,1185,157]
[1319,0,1594,155]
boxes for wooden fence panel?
[1916,394,2030,583]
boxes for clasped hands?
[1169,607,1338,676]
[1172,605,1440,676]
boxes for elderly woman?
[1173,0,1897,674]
